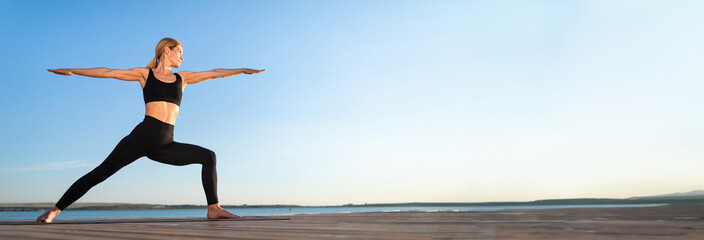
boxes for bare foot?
[207,203,241,219]
[36,206,61,223]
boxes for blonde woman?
[37,38,265,223]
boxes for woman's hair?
[147,38,182,69]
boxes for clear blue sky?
[1,0,703,206]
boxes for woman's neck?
[153,64,172,75]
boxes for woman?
[36,37,265,223]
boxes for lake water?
[0,204,665,220]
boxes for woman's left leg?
[148,142,239,219]
[148,142,218,205]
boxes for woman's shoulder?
[128,67,150,78]
[175,70,196,79]
[130,67,150,73]
[123,67,150,83]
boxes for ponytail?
[147,57,158,69]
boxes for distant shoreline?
[2,197,704,212]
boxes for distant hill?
[629,190,704,200]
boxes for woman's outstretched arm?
[179,68,265,85]
[48,68,147,82]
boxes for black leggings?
[55,116,218,210]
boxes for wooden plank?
[0,205,702,239]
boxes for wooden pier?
[1,205,703,239]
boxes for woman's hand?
[48,69,74,75]
[242,68,266,74]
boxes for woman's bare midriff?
[145,101,179,125]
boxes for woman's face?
[166,45,184,68]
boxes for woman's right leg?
[37,131,146,223]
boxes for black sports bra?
[143,69,183,106]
